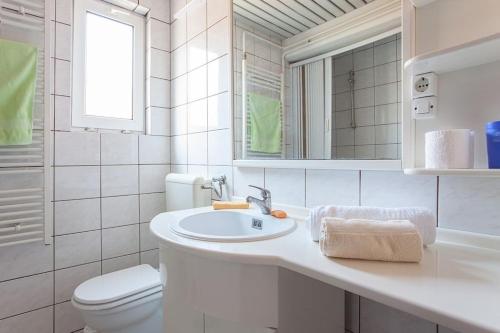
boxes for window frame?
[72,0,145,131]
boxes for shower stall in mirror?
[290,36,402,160]
[233,0,402,162]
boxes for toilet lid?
[73,264,162,305]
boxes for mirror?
[232,1,402,161]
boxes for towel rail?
[247,79,282,92]
[0,168,45,176]
[0,230,44,241]
[0,154,43,159]
[242,32,284,159]
[0,17,43,31]
[0,209,44,219]
[0,216,43,227]
[0,202,42,210]
[0,162,44,167]
[2,0,45,13]
[0,237,44,248]
[0,169,43,175]
[246,64,281,80]
[0,0,45,31]
[0,0,51,247]
[0,187,43,194]
[5,0,44,10]
[1,9,43,24]
[0,223,42,233]
[0,147,42,153]
[0,195,43,203]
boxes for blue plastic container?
[486,121,500,168]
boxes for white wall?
[169,0,232,189]
[0,1,170,332]
[416,0,500,54]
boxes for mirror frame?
[231,0,404,170]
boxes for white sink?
[169,210,296,242]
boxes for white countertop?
[151,206,500,333]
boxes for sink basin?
[169,210,296,242]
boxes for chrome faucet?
[246,185,272,215]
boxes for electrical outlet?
[412,97,437,119]
[412,72,438,98]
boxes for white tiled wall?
[233,167,500,237]
[169,0,232,181]
[332,34,402,160]
[0,0,169,332]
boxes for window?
[73,0,145,131]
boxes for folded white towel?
[320,217,423,263]
[307,205,436,245]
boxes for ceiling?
[233,0,374,40]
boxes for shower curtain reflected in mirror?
[291,60,331,160]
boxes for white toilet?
[72,174,211,333]
[72,264,163,333]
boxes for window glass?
[85,12,134,119]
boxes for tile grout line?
[0,304,54,323]
[99,132,103,277]
[52,2,58,330]
[205,3,209,172]
[138,135,142,263]
[436,176,440,227]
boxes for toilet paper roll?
[425,129,474,169]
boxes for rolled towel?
[306,205,436,245]
[320,217,423,263]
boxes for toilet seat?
[72,264,162,311]
[73,285,163,311]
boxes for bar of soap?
[213,201,250,210]
[271,210,287,218]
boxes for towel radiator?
[0,0,52,247]
[241,31,284,160]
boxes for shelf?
[404,168,500,177]
[404,33,500,74]
[234,159,402,171]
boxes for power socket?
[412,97,437,119]
[412,72,438,98]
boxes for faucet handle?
[248,185,271,198]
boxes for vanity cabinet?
[359,297,436,333]
[164,265,463,333]
[346,292,461,333]
[277,269,463,333]
[278,268,345,333]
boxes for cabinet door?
[360,297,436,333]
[278,268,345,333]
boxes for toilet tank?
[165,174,211,211]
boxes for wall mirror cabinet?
[231,0,404,170]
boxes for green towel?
[0,38,37,145]
[248,92,282,154]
